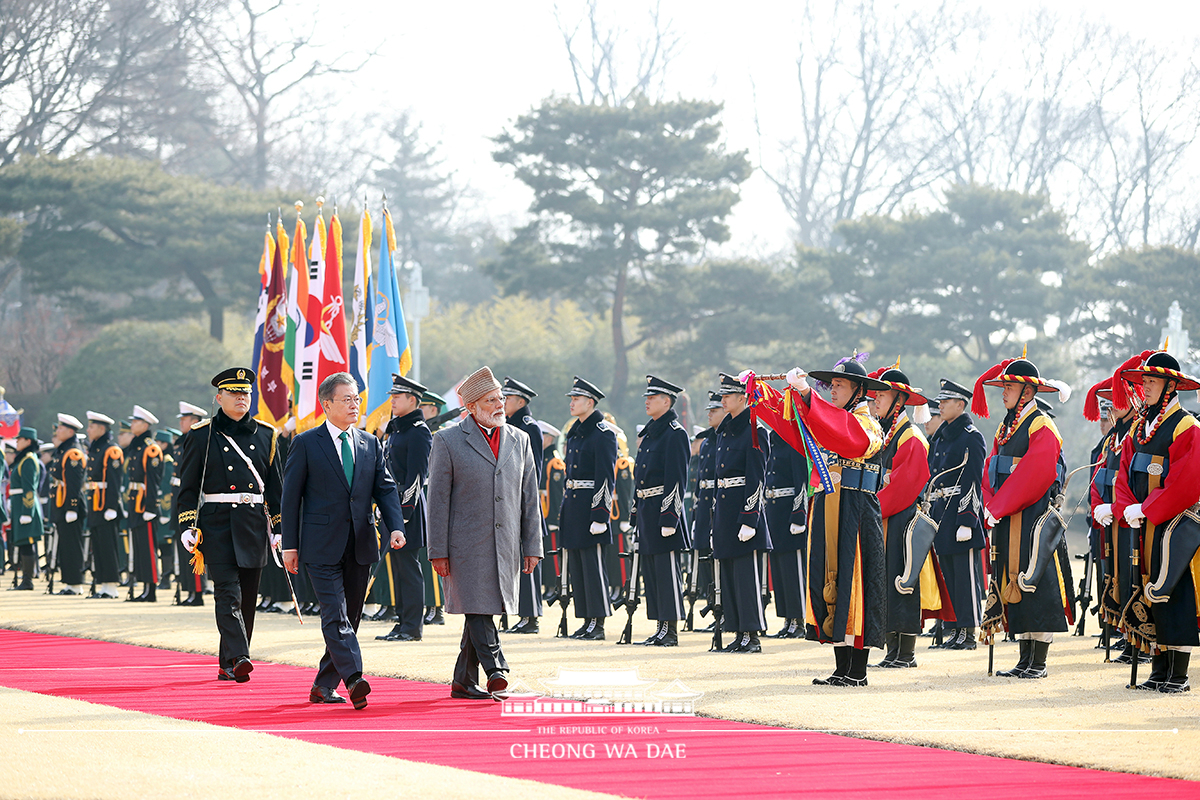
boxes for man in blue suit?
[282,372,406,710]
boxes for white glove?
[19,515,32,525]
[790,523,806,535]
[738,524,756,542]
[160,516,170,525]
[984,509,998,528]
[956,525,973,542]
[1094,503,1114,527]
[786,368,810,392]
[661,526,675,538]
[142,511,157,521]
[181,528,198,552]
[269,532,282,550]
[1124,503,1145,527]
[64,511,77,523]
[619,521,632,533]
[590,521,607,535]
[104,509,118,521]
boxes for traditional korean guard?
[559,376,617,640]
[744,354,887,686]
[178,368,283,683]
[1111,351,1200,693]
[631,375,691,646]
[502,376,544,633]
[49,414,87,594]
[85,411,124,599]
[764,426,809,639]
[927,379,988,650]
[975,356,1073,679]
[711,373,772,654]
[125,405,163,602]
[9,427,43,590]
[375,373,433,643]
[867,366,952,667]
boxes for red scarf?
[474,416,501,458]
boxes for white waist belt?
[930,486,962,500]
[127,482,146,491]
[637,486,665,498]
[566,480,595,490]
[717,477,746,488]
[766,487,796,498]
[86,482,106,489]
[698,479,715,490]
[201,492,263,505]
[8,488,23,496]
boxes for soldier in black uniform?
[154,429,177,590]
[502,376,544,633]
[48,414,87,595]
[375,373,433,642]
[712,372,772,653]
[764,426,808,639]
[926,380,987,649]
[688,392,724,630]
[631,375,691,646]
[419,390,448,624]
[178,368,283,683]
[125,405,164,602]
[85,411,124,599]
[540,421,565,601]
[173,402,209,606]
[560,376,618,640]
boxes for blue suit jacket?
[281,425,405,566]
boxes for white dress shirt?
[325,419,354,467]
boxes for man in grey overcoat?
[427,366,544,700]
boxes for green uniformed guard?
[49,414,87,594]
[125,405,164,602]
[9,427,43,590]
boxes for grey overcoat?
[426,418,544,614]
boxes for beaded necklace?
[1134,392,1175,445]
[995,398,1032,446]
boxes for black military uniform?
[630,376,691,646]
[688,392,722,625]
[542,426,565,599]
[173,402,210,605]
[177,368,283,682]
[764,428,808,639]
[49,414,87,593]
[376,374,433,642]
[609,441,635,604]
[560,377,617,640]
[125,405,164,602]
[712,373,772,654]
[926,380,987,649]
[419,390,449,625]
[502,376,544,633]
[154,429,177,590]
[85,411,124,598]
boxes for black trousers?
[57,519,85,586]
[769,549,805,620]
[568,543,612,619]
[131,518,158,584]
[643,551,684,621]
[940,548,983,630]
[389,548,425,636]
[90,519,122,583]
[207,561,261,668]
[719,552,766,633]
[158,533,176,582]
[307,536,372,689]
[518,565,543,618]
[453,614,508,687]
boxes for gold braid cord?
[188,528,205,576]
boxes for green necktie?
[339,430,354,485]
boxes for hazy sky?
[335,0,1200,257]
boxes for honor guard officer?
[177,368,283,683]
[540,421,565,601]
[154,429,177,590]
[85,411,124,598]
[420,391,449,624]
[503,376,545,634]
[868,367,950,667]
[9,427,43,590]
[975,356,1072,679]
[125,405,164,602]
[764,409,809,640]
[560,376,618,640]
[375,373,433,643]
[690,392,725,629]
[1111,351,1200,692]
[712,373,772,654]
[49,414,87,595]
[631,376,692,646]
[747,355,887,685]
[927,379,988,650]
[174,402,209,606]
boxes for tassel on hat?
[1083,377,1111,422]
[972,358,1014,419]
[1111,350,1155,411]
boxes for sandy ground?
[0,687,618,800]
[1,587,1197,783]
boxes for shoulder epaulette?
[548,457,566,470]
[616,456,634,470]
[597,420,615,433]
[65,448,85,463]
[669,419,684,431]
[191,419,211,429]
[105,445,123,461]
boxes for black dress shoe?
[450,682,492,700]
[217,664,250,683]
[510,617,539,634]
[380,630,421,642]
[231,656,253,682]
[427,607,444,625]
[486,671,509,695]
[346,676,371,710]
[309,685,347,704]
[576,620,605,640]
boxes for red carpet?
[2,629,1195,798]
